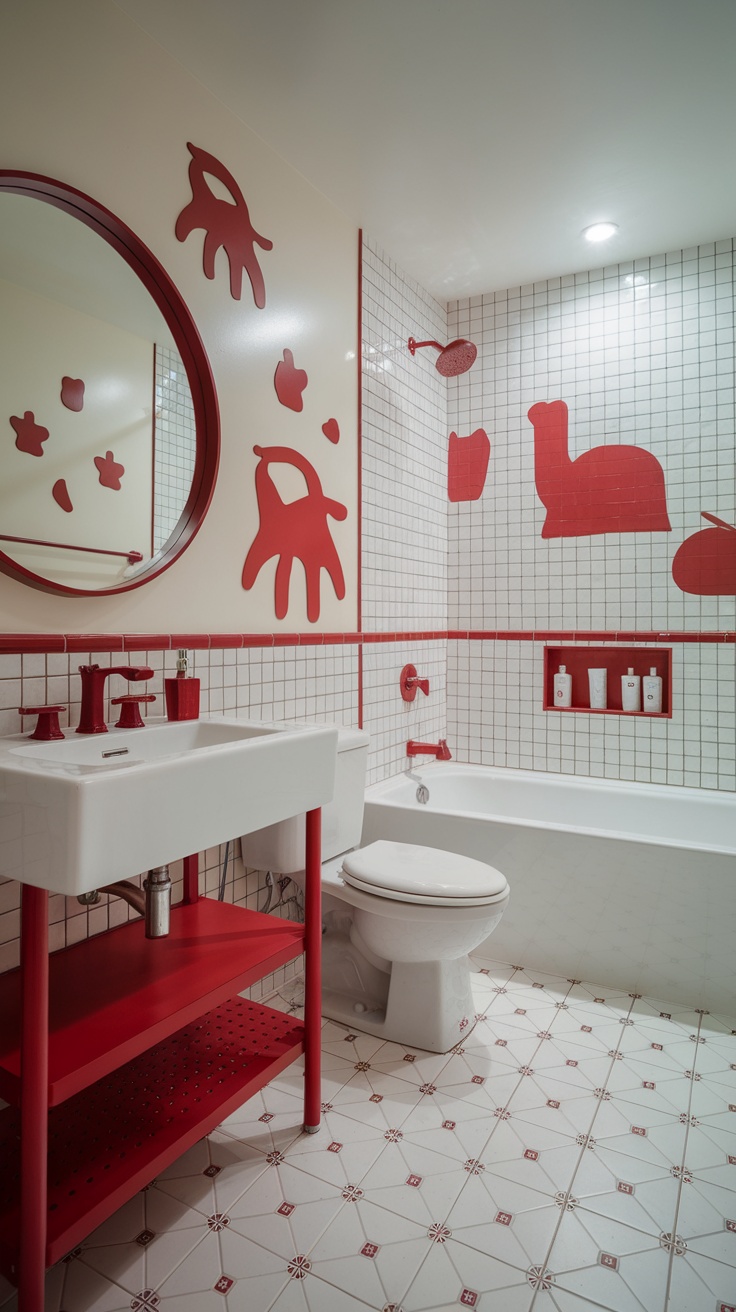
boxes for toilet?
[241,729,509,1052]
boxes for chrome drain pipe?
[77,863,172,938]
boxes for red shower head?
[408,336,477,377]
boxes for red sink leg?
[19,886,48,1312]
[303,808,322,1133]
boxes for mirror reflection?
[0,193,196,591]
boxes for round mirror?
[0,172,219,595]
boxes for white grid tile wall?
[446,238,736,791]
[153,343,197,553]
[448,640,736,792]
[362,236,449,631]
[362,640,448,785]
[447,240,736,634]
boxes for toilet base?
[320,929,475,1053]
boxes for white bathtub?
[361,763,736,1013]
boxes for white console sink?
[0,716,338,895]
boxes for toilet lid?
[341,840,509,906]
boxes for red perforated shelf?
[0,996,304,1278]
[0,898,304,1106]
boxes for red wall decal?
[274,349,308,411]
[322,419,340,444]
[448,428,490,502]
[60,377,84,412]
[175,142,273,307]
[10,411,49,457]
[94,450,125,490]
[672,512,736,595]
[528,400,671,538]
[52,479,73,513]
[242,445,347,623]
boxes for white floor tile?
[29,963,736,1312]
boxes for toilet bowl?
[241,729,509,1052]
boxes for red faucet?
[406,739,452,761]
[77,664,154,734]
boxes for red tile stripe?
[0,629,732,655]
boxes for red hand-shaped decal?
[60,377,85,411]
[10,411,49,457]
[274,349,308,411]
[175,142,273,307]
[94,450,125,490]
[242,445,347,623]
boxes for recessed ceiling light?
[583,222,619,243]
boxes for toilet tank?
[240,728,369,874]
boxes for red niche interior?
[543,646,672,717]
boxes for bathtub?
[361,763,736,1013]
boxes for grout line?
[662,1005,703,1311]
[528,989,639,1310]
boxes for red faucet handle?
[400,664,430,702]
[19,705,66,741]
[111,694,156,729]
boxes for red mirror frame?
[0,170,220,596]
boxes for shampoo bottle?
[587,667,608,710]
[621,667,641,713]
[642,667,663,714]
[165,649,200,721]
[553,664,572,708]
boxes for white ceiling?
[117,0,736,300]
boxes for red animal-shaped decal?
[52,479,73,513]
[672,512,736,595]
[448,428,490,502]
[242,445,347,623]
[528,400,671,537]
[10,411,49,457]
[274,349,308,411]
[94,450,125,490]
[322,418,340,444]
[175,142,273,307]
[60,377,85,411]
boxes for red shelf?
[0,899,304,1106]
[0,996,304,1277]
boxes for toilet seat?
[341,840,509,908]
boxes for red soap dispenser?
[164,649,200,721]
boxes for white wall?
[0,0,358,632]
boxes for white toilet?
[241,729,509,1052]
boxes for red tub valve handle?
[111,693,157,729]
[19,705,66,741]
[400,664,430,701]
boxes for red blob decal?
[94,450,125,490]
[528,400,671,537]
[10,411,49,457]
[322,418,340,444]
[448,428,490,502]
[242,445,347,623]
[274,349,308,411]
[175,142,273,307]
[61,377,85,411]
[52,479,73,513]
[672,512,736,595]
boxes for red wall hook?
[407,336,477,377]
[400,664,429,701]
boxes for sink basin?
[0,716,338,895]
